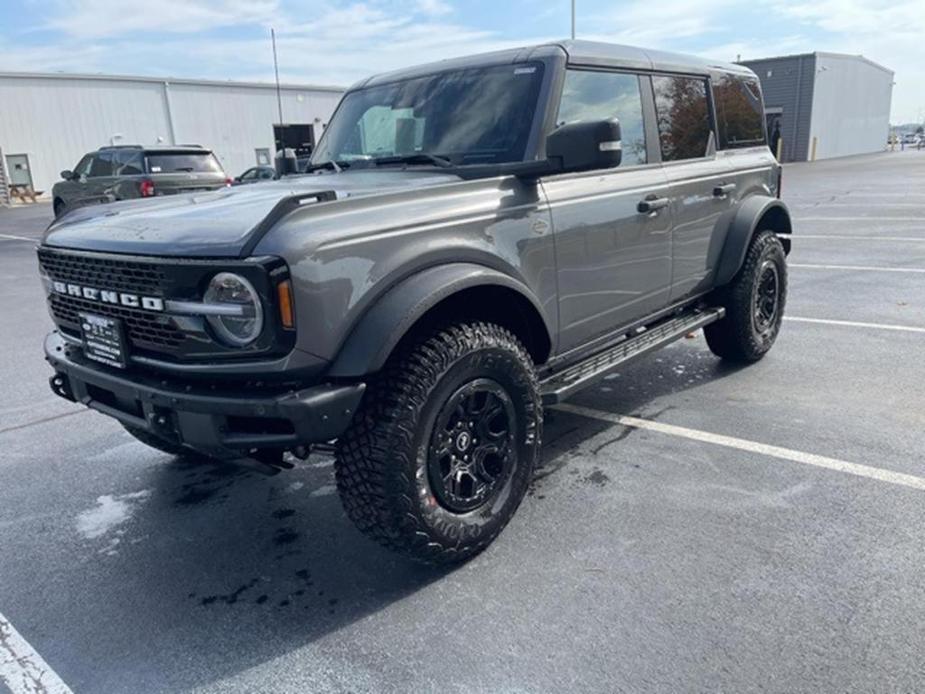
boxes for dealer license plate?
[79,312,129,368]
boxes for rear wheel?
[335,322,542,564]
[705,229,787,362]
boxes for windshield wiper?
[372,153,453,168]
[303,160,348,173]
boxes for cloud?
[44,0,282,38]
[4,0,922,122]
[416,0,453,16]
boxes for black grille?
[39,248,184,352]
[50,293,185,348]
[38,248,165,295]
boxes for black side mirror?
[60,170,74,180]
[275,148,298,177]
[546,119,622,173]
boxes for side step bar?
[539,307,725,405]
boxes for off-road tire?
[705,229,787,362]
[122,423,201,459]
[335,322,543,564]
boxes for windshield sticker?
[150,166,162,172]
[514,67,537,75]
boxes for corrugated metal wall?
[0,73,343,193]
[808,55,892,160]
[741,55,816,162]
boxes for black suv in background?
[52,145,230,218]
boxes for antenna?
[571,0,576,39]
[271,28,283,126]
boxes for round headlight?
[203,272,263,346]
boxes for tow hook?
[49,373,75,402]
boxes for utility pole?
[571,0,576,39]
[271,28,283,126]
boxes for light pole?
[271,28,284,126]
[571,0,576,39]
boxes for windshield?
[145,152,224,174]
[311,62,545,167]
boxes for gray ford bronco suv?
[40,41,791,564]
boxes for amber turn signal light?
[277,279,295,329]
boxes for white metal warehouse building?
[0,71,344,197]
[740,52,893,162]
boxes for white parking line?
[796,216,924,222]
[795,234,925,242]
[785,316,925,334]
[0,234,37,243]
[554,403,925,492]
[0,612,73,694]
[791,263,925,273]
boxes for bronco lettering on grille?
[51,281,165,312]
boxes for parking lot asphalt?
[1,150,924,693]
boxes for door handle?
[637,195,670,214]
[713,183,736,197]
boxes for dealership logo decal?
[52,281,164,311]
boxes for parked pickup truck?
[40,40,791,564]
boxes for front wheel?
[705,229,788,362]
[335,322,542,564]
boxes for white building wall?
[0,73,343,194]
[167,82,342,176]
[0,76,171,194]
[808,54,893,160]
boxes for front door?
[543,68,672,354]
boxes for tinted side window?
[652,75,712,161]
[74,155,93,177]
[713,75,766,149]
[88,152,114,177]
[556,70,647,166]
[113,150,144,176]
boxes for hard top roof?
[357,39,752,89]
[97,145,212,153]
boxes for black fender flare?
[714,196,792,287]
[327,263,553,378]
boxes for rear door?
[650,74,734,302]
[712,73,778,225]
[110,149,146,199]
[543,68,672,354]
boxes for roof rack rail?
[99,144,144,149]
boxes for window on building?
[556,70,647,166]
[88,151,114,178]
[652,75,712,161]
[713,75,766,149]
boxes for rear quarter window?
[145,152,224,174]
[713,75,766,149]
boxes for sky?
[2,0,922,123]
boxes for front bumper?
[45,331,365,454]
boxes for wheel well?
[402,284,552,365]
[757,205,792,254]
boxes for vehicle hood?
[41,170,461,257]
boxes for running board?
[540,307,725,405]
